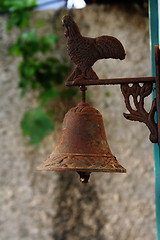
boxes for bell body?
[37,102,126,176]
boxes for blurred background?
[0,0,156,240]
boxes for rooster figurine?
[62,14,126,84]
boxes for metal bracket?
[121,82,157,143]
[66,46,160,148]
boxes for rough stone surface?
[0,5,156,240]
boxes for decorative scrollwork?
[121,82,158,143]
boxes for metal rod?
[80,86,87,103]
[66,76,155,87]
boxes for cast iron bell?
[37,102,126,183]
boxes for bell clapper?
[80,85,87,103]
[77,171,91,183]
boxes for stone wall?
[0,5,156,240]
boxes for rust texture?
[37,103,126,182]
[66,76,155,87]
[62,14,125,85]
[121,82,157,143]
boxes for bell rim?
[37,153,126,173]
[36,166,126,173]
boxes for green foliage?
[39,87,58,106]
[8,30,65,96]
[2,1,79,145]
[0,0,36,11]
[7,10,30,30]
[21,108,54,145]
[60,88,78,100]
[9,30,58,57]
[0,0,36,30]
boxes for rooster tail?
[96,36,126,60]
[118,44,126,60]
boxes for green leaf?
[46,110,54,117]
[46,57,59,64]
[18,60,38,94]
[21,107,54,145]
[9,44,21,56]
[7,12,30,30]
[0,0,36,11]
[35,20,45,28]
[21,29,36,40]
[39,86,58,106]
[44,34,58,44]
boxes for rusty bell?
[37,102,126,183]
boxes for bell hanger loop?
[80,85,87,103]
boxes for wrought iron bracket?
[120,82,157,143]
[66,45,160,148]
